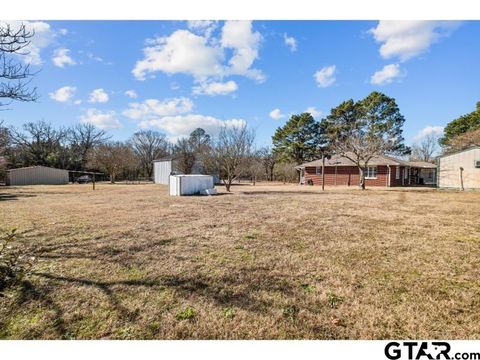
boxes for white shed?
[6,166,69,186]
[169,175,215,196]
[438,146,480,189]
[153,158,175,185]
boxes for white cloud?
[132,21,264,84]
[52,48,76,68]
[88,88,109,103]
[269,108,285,120]
[283,33,297,52]
[414,126,444,141]
[369,21,460,62]
[123,97,194,120]
[138,114,246,141]
[132,29,224,81]
[80,109,122,129]
[192,80,238,96]
[49,86,76,103]
[187,20,218,38]
[170,82,180,90]
[1,21,59,65]
[305,106,322,118]
[314,65,336,88]
[370,64,404,85]
[125,90,138,99]
[221,20,264,82]
[74,100,82,105]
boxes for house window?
[316,166,322,175]
[365,166,377,179]
[396,166,400,180]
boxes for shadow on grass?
[0,192,37,201]
[32,270,293,315]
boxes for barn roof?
[6,165,68,172]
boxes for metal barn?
[6,166,69,186]
[438,146,480,189]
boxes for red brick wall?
[304,165,391,187]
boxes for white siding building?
[6,166,69,186]
[153,158,175,185]
[438,146,480,189]
[169,175,215,196]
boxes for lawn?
[0,183,479,339]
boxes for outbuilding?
[437,146,480,190]
[6,166,69,186]
[153,157,176,185]
[169,175,215,196]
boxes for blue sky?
[1,20,479,147]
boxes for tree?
[256,147,276,181]
[440,102,480,145]
[69,123,110,170]
[443,128,480,153]
[324,92,409,190]
[189,128,211,152]
[274,161,298,183]
[272,113,321,164]
[409,133,438,162]
[129,130,169,178]
[87,142,135,183]
[9,120,69,168]
[210,124,255,192]
[173,128,213,174]
[0,23,38,108]
[173,137,195,174]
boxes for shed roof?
[153,157,175,162]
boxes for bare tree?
[9,120,68,167]
[210,124,255,192]
[129,130,169,179]
[443,128,480,154]
[274,161,298,183]
[173,137,195,174]
[87,142,135,183]
[69,123,110,170]
[256,147,276,181]
[1,23,38,108]
[409,134,439,162]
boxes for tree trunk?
[321,153,325,191]
[359,167,366,190]
[225,177,232,192]
[110,172,115,184]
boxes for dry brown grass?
[0,182,479,339]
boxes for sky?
[1,20,479,147]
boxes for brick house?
[296,154,437,187]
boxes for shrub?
[0,229,35,294]
[176,306,196,321]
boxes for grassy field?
[1,183,479,339]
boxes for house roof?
[296,153,436,169]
